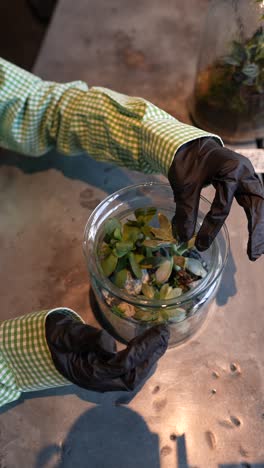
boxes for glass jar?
[83,183,229,348]
[190,0,264,143]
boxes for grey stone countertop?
[0,1,263,467]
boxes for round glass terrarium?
[83,183,229,348]
[190,0,264,143]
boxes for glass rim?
[83,182,230,308]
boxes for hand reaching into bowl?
[168,138,264,261]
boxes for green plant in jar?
[191,0,264,142]
[197,25,264,113]
[98,207,208,323]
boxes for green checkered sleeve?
[0,308,84,408]
[0,57,223,175]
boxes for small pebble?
[212,371,220,379]
[170,433,177,441]
[205,431,217,450]
[230,415,241,427]
[230,362,241,374]
[152,385,160,394]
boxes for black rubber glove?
[45,312,169,392]
[168,137,264,261]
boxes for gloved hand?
[45,312,169,392]
[168,137,264,261]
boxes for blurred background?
[0,0,57,70]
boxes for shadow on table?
[0,149,157,194]
[34,405,161,468]
[219,464,264,467]
[215,249,237,307]
[0,375,152,416]
[36,417,264,468]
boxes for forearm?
[0,308,83,408]
[0,57,222,175]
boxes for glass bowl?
[83,182,229,348]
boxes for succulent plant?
[98,207,208,323]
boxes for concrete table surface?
[1,1,264,467]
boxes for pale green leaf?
[141,283,155,299]
[115,241,133,257]
[129,252,142,279]
[155,259,173,284]
[113,268,128,288]
[101,253,118,277]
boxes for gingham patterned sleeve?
[0,58,223,175]
[0,308,84,408]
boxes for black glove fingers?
[172,186,202,242]
[106,324,169,374]
[82,325,169,391]
[46,313,116,354]
[196,181,236,251]
[59,352,130,392]
[235,192,264,261]
[120,337,168,391]
[90,325,169,388]
[235,176,264,261]
[57,325,169,392]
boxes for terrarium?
[190,0,264,143]
[83,183,229,348]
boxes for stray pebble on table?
[152,385,160,394]
[160,445,172,457]
[230,362,241,375]
[205,430,217,450]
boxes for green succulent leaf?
[101,253,118,277]
[223,55,241,66]
[133,309,159,322]
[155,258,173,284]
[104,218,122,237]
[173,255,187,269]
[143,239,175,249]
[159,283,172,299]
[141,283,155,298]
[230,41,247,63]
[160,308,186,323]
[114,241,134,257]
[134,253,145,264]
[113,227,122,241]
[242,63,259,78]
[140,256,164,269]
[185,258,207,278]
[141,225,152,237]
[129,252,142,279]
[123,223,140,242]
[126,219,141,227]
[255,46,264,61]
[175,236,196,255]
[158,213,172,231]
[111,305,125,317]
[166,287,183,299]
[140,256,164,268]
[134,206,157,224]
[150,226,174,241]
[113,268,128,288]
[99,242,112,260]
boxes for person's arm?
[0,57,221,175]
[0,308,169,408]
[1,58,263,257]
